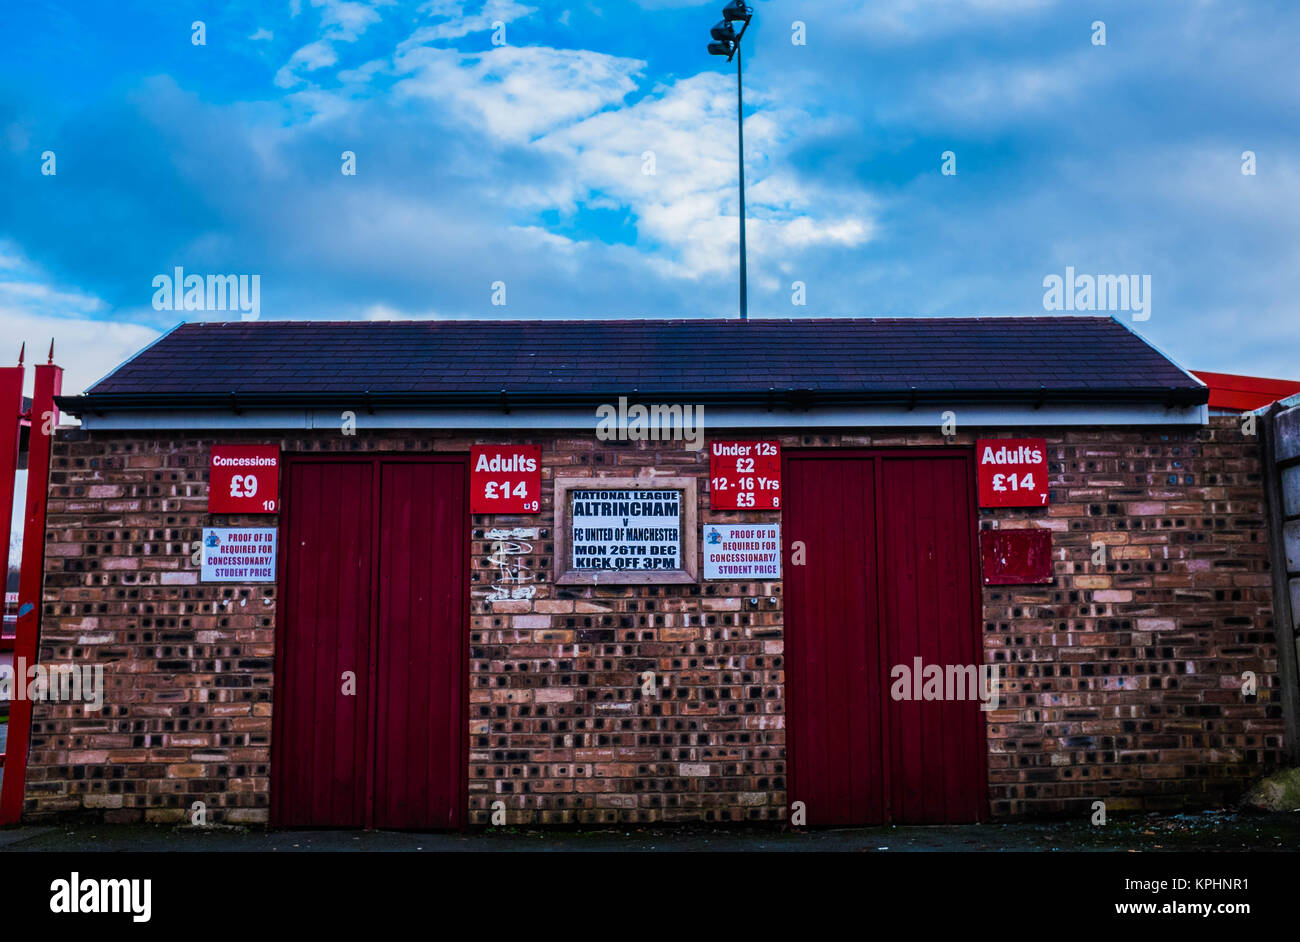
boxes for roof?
[60,317,1207,413]
[1190,370,1300,412]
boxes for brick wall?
[982,421,1283,815]
[20,417,1284,823]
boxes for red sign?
[471,445,541,514]
[980,529,1053,585]
[976,438,1048,507]
[208,445,280,513]
[709,440,781,510]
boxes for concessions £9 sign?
[471,445,542,514]
[976,438,1049,507]
[209,445,280,513]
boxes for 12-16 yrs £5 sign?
[709,441,781,510]
[976,438,1049,507]
[471,445,542,513]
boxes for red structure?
[0,343,62,824]
[271,456,469,829]
[783,450,985,825]
[1191,371,1300,412]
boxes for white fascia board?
[78,402,1209,431]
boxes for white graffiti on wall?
[486,527,539,603]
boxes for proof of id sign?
[209,445,280,513]
[976,438,1049,507]
[201,527,277,582]
[471,445,542,514]
[709,441,781,510]
[703,524,781,579]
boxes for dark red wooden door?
[784,450,985,826]
[273,456,467,829]
[273,460,374,827]
[372,461,467,829]
[879,455,985,824]
[784,455,886,826]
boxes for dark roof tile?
[79,317,1202,404]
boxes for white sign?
[201,527,277,583]
[703,524,781,580]
[570,489,681,572]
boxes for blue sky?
[1,0,1298,396]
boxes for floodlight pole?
[709,2,752,321]
[736,40,747,321]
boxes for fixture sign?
[703,524,781,580]
[709,440,781,510]
[200,527,277,582]
[208,445,280,514]
[976,438,1049,507]
[570,489,681,572]
[471,445,542,514]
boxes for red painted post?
[0,349,24,594]
[0,349,25,775]
[0,347,62,824]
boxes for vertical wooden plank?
[943,456,971,823]
[916,458,945,823]
[954,454,988,822]
[806,458,833,822]
[845,457,879,824]
[375,462,410,826]
[784,454,885,826]
[272,460,372,827]
[372,458,467,829]
[333,462,372,825]
[881,454,984,825]
[433,459,466,827]
[783,455,812,820]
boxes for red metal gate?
[784,450,985,825]
[272,455,468,829]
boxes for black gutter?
[57,385,1210,416]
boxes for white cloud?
[533,73,875,279]
[314,0,383,41]
[0,309,159,399]
[276,0,388,87]
[407,0,536,43]
[392,44,643,140]
[249,27,274,41]
[276,40,341,87]
[0,244,160,397]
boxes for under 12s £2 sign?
[471,444,542,513]
[208,445,280,513]
[976,438,1049,507]
[709,440,781,510]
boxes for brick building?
[11,317,1291,826]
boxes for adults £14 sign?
[976,438,1049,508]
[471,445,542,514]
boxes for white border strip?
[78,402,1209,431]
